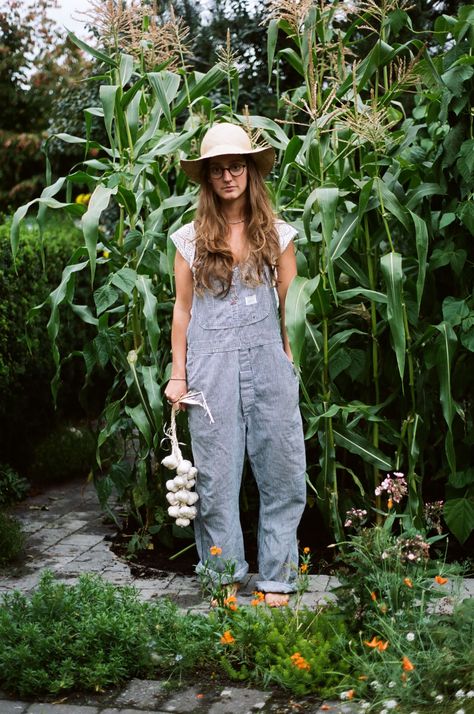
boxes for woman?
[165,123,306,607]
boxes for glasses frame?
[208,161,247,180]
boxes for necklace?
[227,218,246,225]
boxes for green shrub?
[0,464,29,507]
[0,512,25,567]
[28,423,96,484]
[0,215,105,472]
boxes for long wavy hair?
[193,157,280,296]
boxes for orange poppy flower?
[434,575,448,585]
[300,563,309,573]
[223,595,237,611]
[303,547,311,554]
[210,545,222,556]
[404,577,413,588]
[402,656,414,671]
[347,690,355,699]
[220,630,235,645]
[370,591,377,601]
[290,652,311,671]
[364,636,389,651]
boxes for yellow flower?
[103,249,110,259]
[434,575,448,585]
[75,193,91,205]
[387,497,393,509]
[210,545,222,556]
[303,547,311,554]
[300,563,308,573]
[220,630,235,645]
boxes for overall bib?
[185,266,307,593]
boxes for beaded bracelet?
[169,378,186,381]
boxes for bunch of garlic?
[161,403,199,528]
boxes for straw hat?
[180,123,275,183]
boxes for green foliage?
[0,216,94,471]
[0,512,25,567]
[0,464,29,507]
[216,605,350,696]
[28,424,96,484]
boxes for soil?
[110,504,339,579]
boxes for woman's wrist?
[169,377,187,381]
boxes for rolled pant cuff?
[256,579,297,594]
[195,561,249,585]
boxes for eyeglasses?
[209,162,247,180]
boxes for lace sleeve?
[169,223,196,267]
[276,220,298,253]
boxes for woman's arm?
[164,251,193,406]
[276,240,297,361]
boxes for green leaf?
[333,426,393,471]
[141,365,162,433]
[374,178,410,231]
[329,212,358,262]
[119,53,134,87]
[337,288,387,303]
[67,31,117,67]
[267,19,279,83]
[148,72,177,129]
[442,297,469,326]
[409,210,428,315]
[81,185,116,283]
[457,139,474,185]
[94,284,119,316]
[100,85,119,148]
[380,252,405,380]
[173,65,226,116]
[110,267,137,296]
[136,275,160,354]
[125,404,152,449]
[449,468,474,489]
[444,497,474,544]
[441,64,474,95]
[285,275,320,369]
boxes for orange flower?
[434,575,448,585]
[251,591,265,606]
[290,652,311,671]
[364,636,389,651]
[223,595,238,611]
[300,563,309,573]
[347,690,355,699]
[320,706,332,711]
[210,545,222,556]
[220,630,235,645]
[303,547,311,554]
[370,591,377,601]
[404,577,413,588]
[402,656,414,671]
[387,497,393,510]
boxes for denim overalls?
[171,222,307,593]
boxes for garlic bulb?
[162,454,179,470]
[162,404,199,528]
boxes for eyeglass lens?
[209,163,246,179]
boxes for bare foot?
[265,592,290,607]
[211,582,240,607]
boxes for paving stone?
[26,706,99,713]
[59,534,105,547]
[114,678,165,709]
[158,685,210,712]
[307,575,330,591]
[0,700,28,713]
[208,687,271,713]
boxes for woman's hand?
[164,379,188,410]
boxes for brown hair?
[193,157,280,296]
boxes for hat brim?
[180,146,275,183]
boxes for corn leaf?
[380,252,405,380]
[285,275,320,369]
[334,426,393,470]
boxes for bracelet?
[169,378,186,381]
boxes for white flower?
[466,691,474,698]
[454,709,465,714]
[360,704,370,711]
[175,653,183,661]
[406,631,416,641]
[383,700,398,709]
[388,681,396,688]
[435,695,444,702]
[455,690,465,699]
[371,680,382,691]
[380,709,388,714]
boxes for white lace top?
[169,220,297,268]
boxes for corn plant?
[256,1,474,544]
[10,4,227,545]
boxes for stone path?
[1,478,473,714]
